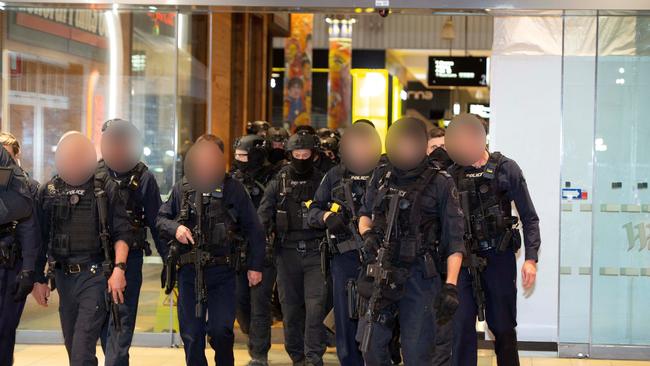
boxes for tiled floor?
[12,345,650,366]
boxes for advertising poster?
[283,14,313,129]
[327,34,352,129]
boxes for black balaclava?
[429,147,454,169]
[290,155,314,177]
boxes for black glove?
[434,283,459,325]
[360,231,380,263]
[13,270,35,302]
[325,213,350,236]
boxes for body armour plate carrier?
[179,180,239,255]
[48,177,106,260]
[373,165,442,266]
[453,152,521,252]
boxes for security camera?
[377,8,390,18]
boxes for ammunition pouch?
[346,279,359,320]
[51,234,70,258]
[398,235,419,264]
[276,210,289,233]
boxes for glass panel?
[558,14,597,344]
[5,6,188,336]
[590,14,650,346]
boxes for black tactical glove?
[434,283,459,325]
[13,270,35,302]
[360,231,380,264]
[325,213,350,236]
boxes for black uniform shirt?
[448,153,541,261]
[156,176,266,272]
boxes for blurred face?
[55,132,98,186]
[386,132,427,171]
[446,114,487,166]
[427,136,445,155]
[184,140,226,193]
[340,126,381,175]
[234,149,248,162]
[292,149,312,160]
[101,130,142,173]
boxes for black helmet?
[286,130,317,151]
[233,134,268,166]
[234,134,267,153]
[267,127,289,143]
[294,125,316,135]
[316,127,341,140]
[319,136,339,152]
[246,120,270,136]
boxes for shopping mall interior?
[1,0,650,364]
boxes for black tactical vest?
[373,165,442,265]
[47,177,102,260]
[276,169,318,234]
[179,179,238,254]
[453,152,515,247]
[99,161,149,249]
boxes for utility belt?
[178,251,232,268]
[327,234,363,255]
[55,261,103,275]
[279,238,321,254]
[0,234,20,269]
[475,225,521,254]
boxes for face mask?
[291,156,313,175]
[429,147,453,168]
[269,148,285,164]
[234,160,249,172]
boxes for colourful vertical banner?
[327,18,353,129]
[283,14,313,129]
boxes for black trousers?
[275,246,327,366]
[452,249,519,366]
[56,266,108,366]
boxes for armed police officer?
[266,127,290,166]
[231,134,277,366]
[36,132,132,366]
[157,135,265,366]
[0,134,41,366]
[446,114,540,366]
[307,122,382,366]
[428,125,453,170]
[258,130,327,366]
[356,117,465,366]
[97,119,165,366]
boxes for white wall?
[488,17,563,342]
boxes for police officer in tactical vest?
[266,127,290,166]
[356,117,465,366]
[446,114,540,366]
[97,119,165,366]
[307,121,382,366]
[36,132,132,366]
[0,135,41,366]
[231,134,277,366]
[258,130,327,366]
[156,135,265,366]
